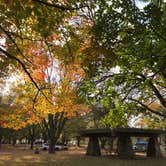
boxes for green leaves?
[101,103,128,128]
[78,0,166,126]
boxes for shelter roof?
[79,128,166,137]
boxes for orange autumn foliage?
[0,103,41,130]
[58,61,85,84]
[24,41,51,81]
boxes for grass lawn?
[0,145,166,166]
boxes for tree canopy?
[78,0,166,121]
[0,0,166,150]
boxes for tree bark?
[100,138,107,149]
[48,114,56,154]
[12,137,16,146]
[43,113,67,154]
[0,135,2,149]
[29,126,35,150]
[76,136,81,147]
[108,137,114,154]
[0,128,2,149]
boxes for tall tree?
[79,0,166,119]
[0,0,92,153]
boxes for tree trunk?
[12,138,16,146]
[49,137,55,153]
[48,114,55,154]
[61,133,67,144]
[43,113,67,154]
[0,128,2,149]
[0,135,2,149]
[100,138,107,149]
[29,126,35,150]
[76,136,81,147]
[108,137,114,154]
[8,138,11,144]
[30,139,34,150]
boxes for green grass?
[0,147,166,166]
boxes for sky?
[135,0,150,9]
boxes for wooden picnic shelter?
[79,128,165,158]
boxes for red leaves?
[32,69,46,81]
[34,54,50,69]
[26,42,51,81]
[31,54,50,81]
[58,61,85,84]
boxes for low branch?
[95,74,114,85]
[138,74,166,109]
[129,98,166,118]
[32,89,40,110]
[0,47,40,90]
[43,119,51,138]
[0,25,32,64]
[149,81,166,108]
[32,0,86,11]
[0,48,53,104]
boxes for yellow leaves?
[0,82,43,130]
[0,107,27,130]
[33,77,90,119]
[0,105,41,130]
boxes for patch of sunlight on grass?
[0,155,11,160]
[0,161,5,165]
[22,155,37,160]
[0,149,166,166]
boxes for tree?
[33,59,89,153]
[0,57,89,153]
[79,0,166,120]
[0,0,89,93]
[0,0,92,153]
[62,115,89,147]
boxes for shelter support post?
[86,136,101,156]
[117,136,134,158]
[147,136,162,158]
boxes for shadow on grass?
[0,147,166,166]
